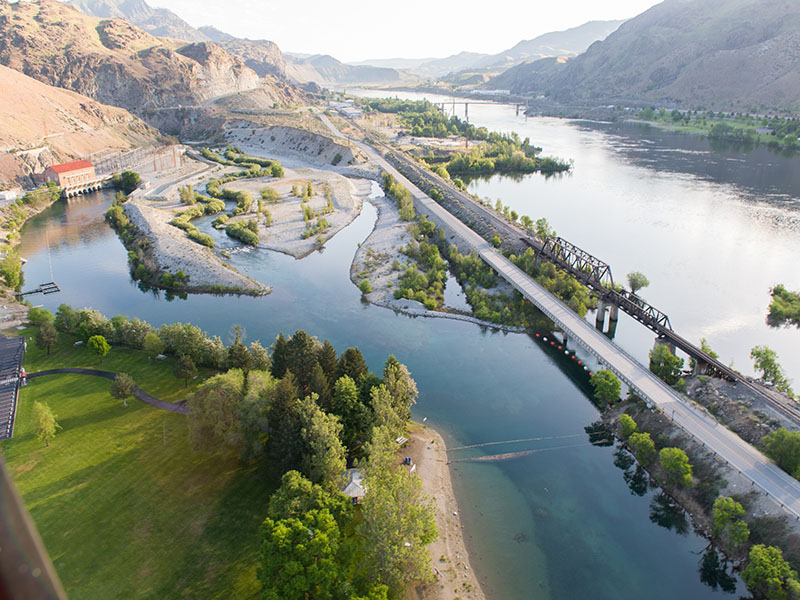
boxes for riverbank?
[405,423,486,600]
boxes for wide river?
[19,90,800,598]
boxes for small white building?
[341,468,366,504]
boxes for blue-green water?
[15,119,768,597]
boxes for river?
[16,103,778,598]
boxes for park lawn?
[1,327,277,599]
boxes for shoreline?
[405,423,486,600]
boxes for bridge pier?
[653,335,676,356]
[595,300,607,330]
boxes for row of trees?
[381,173,415,221]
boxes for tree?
[629,432,656,465]
[619,413,637,438]
[590,370,621,405]
[143,332,165,359]
[742,545,798,600]
[54,304,78,333]
[228,326,253,377]
[268,470,350,523]
[187,369,245,453]
[762,429,800,477]
[270,162,284,178]
[627,271,650,295]
[27,307,53,326]
[297,395,346,487]
[33,401,60,447]
[35,321,58,356]
[382,356,418,423]
[659,447,693,487]
[0,250,22,290]
[88,335,110,362]
[649,344,684,386]
[110,373,135,408]
[331,375,369,449]
[317,340,339,387]
[711,496,750,553]
[175,354,197,388]
[359,427,437,597]
[751,345,793,396]
[338,347,367,381]
[249,341,271,372]
[535,217,555,240]
[271,332,289,378]
[259,508,344,600]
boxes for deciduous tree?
[712,496,750,553]
[627,271,650,295]
[110,373,135,408]
[742,545,799,600]
[659,447,694,487]
[619,413,637,438]
[33,401,60,447]
[143,332,165,360]
[35,321,58,356]
[88,335,110,362]
[629,432,655,465]
[590,370,621,405]
[175,354,197,388]
[649,344,684,386]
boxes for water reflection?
[649,491,690,536]
[699,546,738,595]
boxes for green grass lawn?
[1,327,276,599]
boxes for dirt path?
[27,368,188,414]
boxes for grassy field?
[1,327,276,599]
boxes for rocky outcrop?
[226,126,359,168]
[0,0,263,117]
[219,39,287,78]
[69,0,209,42]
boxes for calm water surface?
[16,113,765,597]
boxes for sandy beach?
[406,424,486,600]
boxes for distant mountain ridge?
[69,0,208,41]
[495,0,800,111]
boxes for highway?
[319,112,800,518]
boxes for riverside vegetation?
[362,98,571,177]
[7,306,437,599]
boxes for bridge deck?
[0,335,24,440]
[315,112,800,519]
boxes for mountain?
[198,26,235,43]
[347,57,436,70]
[353,20,623,79]
[0,0,278,117]
[501,0,800,111]
[69,0,208,42]
[285,53,405,85]
[0,64,160,187]
[219,39,286,78]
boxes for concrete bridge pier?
[595,300,607,330]
[653,335,676,356]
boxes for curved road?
[319,112,800,520]
[28,369,188,414]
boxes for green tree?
[382,356,418,424]
[35,321,58,356]
[317,340,339,386]
[143,332,165,359]
[175,354,197,388]
[751,345,793,396]
[619,413,638,438]
[270,163,284,178]
[268,470,350,523]
[187,369,245,453]
[271,332,289,378]
[629,432,655,465]
[332,375,369,449]
[535,217,555,240]
[110,373,135,408]
[627,271,650,295]
[259,508,344,600]
[33,401,60,447]
[0,250,22,289]
[54,304,78,333]
[297,395,347,487]
[338,347,368,381]
[87,335,110,362]
[249,341,271,372]
[228,326,253,377]
[659,447,693,487]
[649,344,684,386]
[590,370,621,405]
[359,427,437,596]
[712,496,750,553]
[27,307,54,326]
[762,429,800,476]
[179,184,195,205]
[743,544,798,600]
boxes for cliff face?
[219,39,287,78]
[0,0,262,114]
[0,64,160,187]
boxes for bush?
[359,280,372,294]
[225,222,259,246]
[187,229,215,248]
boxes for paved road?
[28,369,188,414]
[319,113,800,518]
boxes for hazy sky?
[147,0,662,62]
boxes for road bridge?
[316,112,800,518]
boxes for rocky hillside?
[69,0,206,41]
[219,39,286,78]
[0,64,160,188]
[286,53,406,85]
[500,0,800,111]
[0,0,269,115]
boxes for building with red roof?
[43,160,96,188]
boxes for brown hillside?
[0,64,160,188]
[0,0,287,118]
